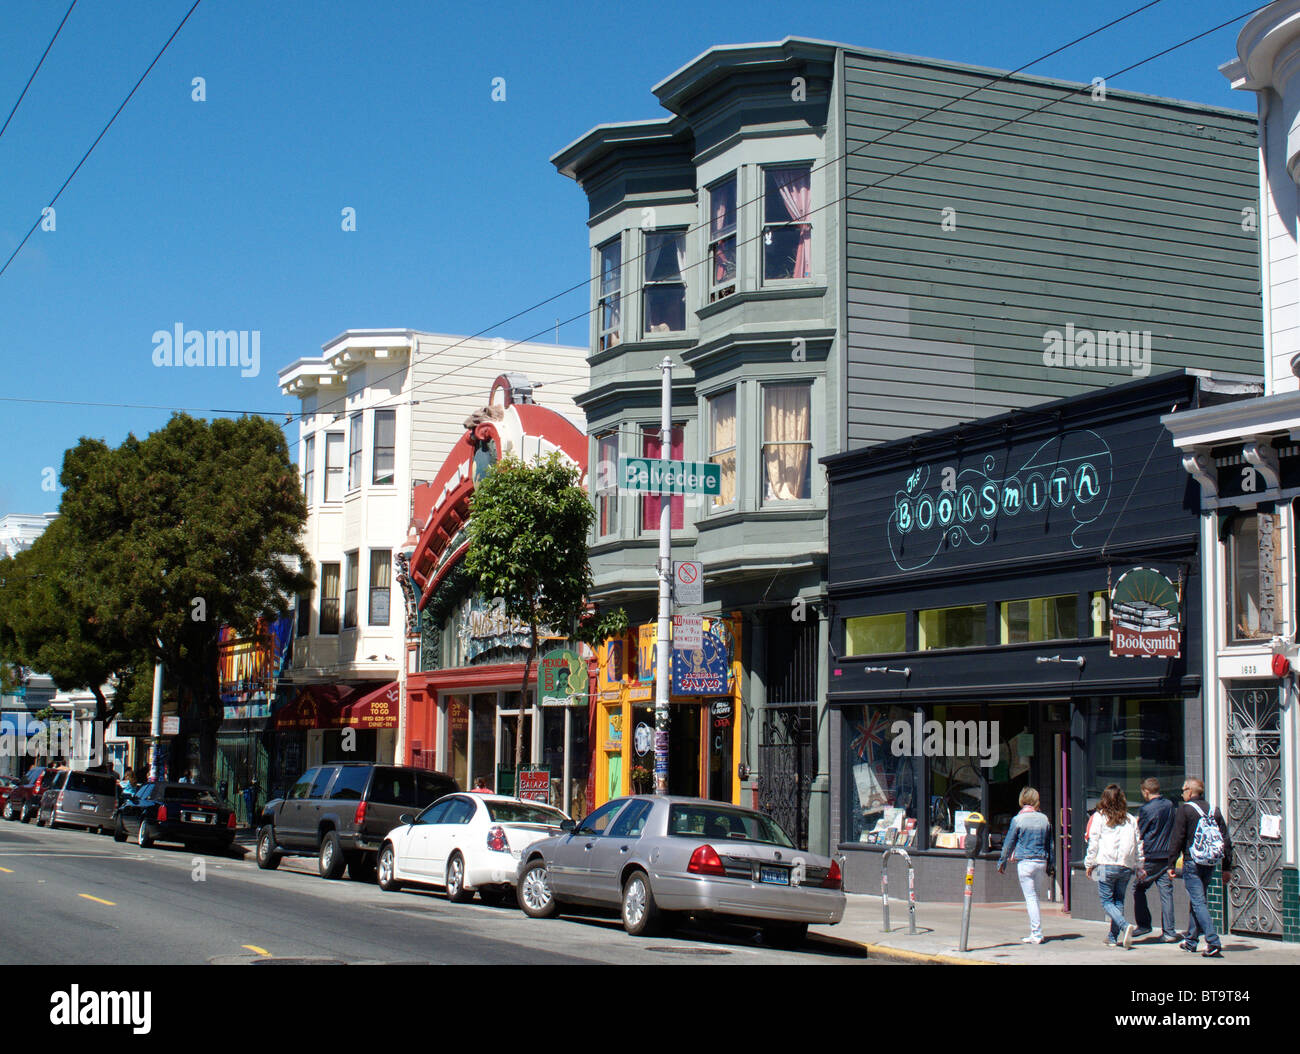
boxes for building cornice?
[1162,388,1300,448]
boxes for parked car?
[516,796,845,947]
[256,763,458,881]
[36,769,119,833]
[0,776,17,813]
[3,766,61,823]
[113,781,237,851]
[377,793,570,905]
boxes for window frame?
[372,408,396,486]
[642,227,687,337]
[319,562,341,636]
[760,382,813,504]
[347,412,363,492]
[1226,513,1269,645]
[368,549,391,627]
[760,163,814,284]
[707,174,738,303]
[594,431,620,538]
[344,550,360,631]
[303,434,315,506]
[597,237,622,352]
[324,431,345,503]
[640,423,685,534]
[705,388,737,510]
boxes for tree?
[463,451,623,778]
[21,414,310,780]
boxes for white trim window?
[369,549,391,626]
[598,239,622,351]
[595,431,619,537]
[708,175,737,302]
[1226,513,1270,643]
[761,383,812,502]
[324,432,345,502]
[643,229,686,334]
[372,409,396,486]
[320,563,341,635]
[347,412,363,492]
[303,434,315,506]
[707,389,736,508]
[344,550,360,630]
[762,165,812,281]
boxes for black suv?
[256,763,458,880]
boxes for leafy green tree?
[463,451,623,776]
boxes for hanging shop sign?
[1110,567,1181,658]
[887,430,1113,572]
[538,647,587,707]
[671,617,734,696]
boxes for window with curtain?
[347,412,363,492]
[372,409,396,485]
[344,551,359,630]
[296,589,312,638]
[709,175,737,302]
[763,166,812,281]
[707,390,736,508]
[641,424,684,531]
[320,563,341,635]
[643,230,686,333]
[761,384,811,501]
[369,549,391,626]
[324,432,344,502]
[598,239,622,351]
[303,435,315,506]
[595,431,619,537]
[1227,514,1268,642]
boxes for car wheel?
[518,860,560,919]
[137,820,154,848]
[445,852,472,903]
[621,870,662,937]
[377,843,403,892]
[318,831,346,880]
[347,853,376,883]
[256,826,281,870]
[113,818,127,842]
[478,886,507,907]
[2,801,15,821]
[20,803,34,823]
[762,922,808,950]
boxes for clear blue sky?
[0,0,1262,514]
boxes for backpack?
[1187,802,1225,866]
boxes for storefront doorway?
[630,704,702,797]
[1035,710,1071,910]
[1226,683,1284,938]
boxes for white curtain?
[764,386,810,500]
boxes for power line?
[0,0,203,279]
[0,0,77,142]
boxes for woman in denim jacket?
[998,787,1055,944]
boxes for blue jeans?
[1134,862,1175,936]
[1096,865,1133,940]
[1182,863,1221,951]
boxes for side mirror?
[560,820,576,833]
[399,814,414,826]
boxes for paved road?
[0,821,870,965]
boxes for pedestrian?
[470,776,492,794]
[1133,777,1178,942]
[119,770,137,803]
[997,786,1055,945]
[1085,783,1144,949]
[1166,776,1233,958]
[242,777,260,831]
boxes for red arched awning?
[339,681,400,729]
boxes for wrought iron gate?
[1226,685,1284,937]
[758,705,815,850]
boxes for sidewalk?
[815,892,1300,964]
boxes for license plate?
[185,813,212,824]
[759,866,790,886]
[80,803,98,812]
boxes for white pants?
[1017,859,1047,938]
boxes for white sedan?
[377,792,572,905]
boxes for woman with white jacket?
[1085,783,1145,949]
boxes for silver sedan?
[515,795,844,946]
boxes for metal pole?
[148,660,163,781]
[959,859,976,952]
[654,356,672,796]
[881,856,890,933]
[908,858,917,935]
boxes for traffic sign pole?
[655,356,672,796]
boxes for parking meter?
[964,812,987,858]
[959,812,986,951]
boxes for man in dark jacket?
[1165,776,1233,958]
[1134,777,1177,940]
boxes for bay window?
[762,166,812,280]
[708,175,737,302]
[641,424,684,531]
[643,230,686,334]
[595,431,619,537]
[344,551,359,630]
[369,549,391,626]
[761,383,811,501]
[320,563,341,635]
[707,390,736,508]
[598,239,622,351]
[372,409,396,485]
[347,413,363,492]
[324,432,344,502]
[303,435,315,506]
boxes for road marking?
[78,893,116,906]
[241,944,270,956]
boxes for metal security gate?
[758,705,815,850]
[1226,685,1284,937]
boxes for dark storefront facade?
[824,372,1211,920]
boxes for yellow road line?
[77,893,116,906]
[241,944,270,956]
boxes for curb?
[856,941,993,966]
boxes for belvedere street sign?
[619,457,721,496]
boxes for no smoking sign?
[673,560,703,605]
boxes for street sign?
[162,716,180,736]
[673,614,703,650]
[674,560,703,604]
[619,457,721,496]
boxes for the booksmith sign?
[887,430,1113,572]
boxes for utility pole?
[148,659,163,781]
[654,356,672,795]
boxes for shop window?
[643,229,686,334]
[762,165,812,281]
[983,704,1030,846]
[1090,590,1111,638]
[707,389,736,508]
[708,174,737,302]
[1080,697,1183,843]
[845,613,906,655]
[926,704,984,848]
[641,425,684,531]
[471,694,496,790]
[762,384,812,502]
[918,604,985,650]
[344,551,359,630]
[595,431,619,537]
[843,705,918,846]
[303,435,315,506]
[447,696,468,789]
[999,594,1077,644]
[319,563,341,635]
[568,709,590,819]
[1226,513,1271,643]
[597,238,622,351]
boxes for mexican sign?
[1110,567,1181,658]
[672,617,734,696]
[517,768,551,804]
[537,647,587,707]
[619,457,721,496]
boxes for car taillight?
[57,792,65,807]
[687,844,726,877]
[486,825,508,852]
[157,804,168,823]
[354,801,367,826]
[823,859,842,890]
[227,812,237,830]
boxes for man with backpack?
[1165,776,1233,958]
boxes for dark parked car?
[0,776,17,813]
[3,766,61,823]
[256,763,458,881]
[113,782,237,851]
[37,769,119,833]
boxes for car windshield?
[484,801,566,826]
[164,786,220,806]
[667,804,795,848]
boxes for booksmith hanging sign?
[887,430,1113,572]
[1110,567,1181,658]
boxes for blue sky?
[0,0,1263,514]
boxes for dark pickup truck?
[256,762,458,880]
